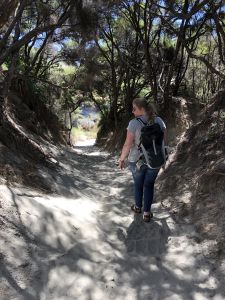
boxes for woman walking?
[118,98,167,222]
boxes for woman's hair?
[133,97,157,119]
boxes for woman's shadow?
[124,213,171,257]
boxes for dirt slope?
[158,89,225,260]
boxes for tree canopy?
[1,0,225,145]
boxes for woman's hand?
[119,130,134,170]
[118,158,126,169]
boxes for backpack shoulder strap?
[136,118,147,148]
[136,117,147,126]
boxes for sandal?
[131,204,141,213]
[143,212,153,222]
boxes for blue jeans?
[129,162,159,212]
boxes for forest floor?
[0,142,225,300]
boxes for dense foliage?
[0,0,225,144]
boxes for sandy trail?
[0,144,224,300]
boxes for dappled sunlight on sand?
[0,144,225,300]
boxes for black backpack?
[136,118,166,169]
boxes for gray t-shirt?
[127,115,166,162]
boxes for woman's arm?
[119,130,134,169]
